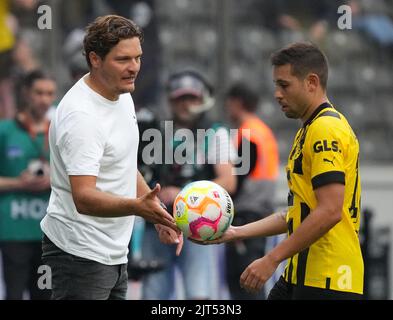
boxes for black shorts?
[268,276,363,300]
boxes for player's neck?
[85,73,119,101]
[301,95,328,124]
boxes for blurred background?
[0,0,392,299]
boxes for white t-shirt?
[41,75,139,265]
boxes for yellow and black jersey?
[283,102,363,294]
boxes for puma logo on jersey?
[323,158,335,166]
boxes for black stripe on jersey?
[287,190,294,206]
[312,171,345,190]
[349,155,360,220]
[293,153,303,174]
[326,277,331,289]
[303,102,340,128]
[303,103,331,127]
[286,218,294,283]
[318,111,341,119]
[296,203,310,286]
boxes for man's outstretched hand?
[137,184,179,232]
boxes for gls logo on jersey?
[313,140,341,153]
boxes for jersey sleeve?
[307,119,346,190]
[56,111,106,176]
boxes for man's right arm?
[69,175,178,231]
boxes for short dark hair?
[270,42,328,89]
[83,15,143,68]
[225,83,259,112]
[21,69,54,89]
[16,69,54,110]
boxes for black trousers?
[0,240,51,300]
[42,234,128,300]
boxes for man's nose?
[128,59,140,73]
[274,88,283,100]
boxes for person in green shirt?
[0,70,56,299]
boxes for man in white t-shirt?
[41,15,182,300]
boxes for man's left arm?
[265,182,344,264]
[240,183,344,293]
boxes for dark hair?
[16,70,54,110]
[21,69,54,90]
[83,15,143,68]
[270,42,328,89]
[225,83,259,112]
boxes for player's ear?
[89,51,102,69]
[306,73,320,92]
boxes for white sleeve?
[56,111,106,176]
[206,127,238,164]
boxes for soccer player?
[40,15,181,300]
[203,42,363,300]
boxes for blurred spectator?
[141,70,237,299]
[0,0,40,119]
[9,0,39,73]
[0,70,56,300]
[62,28,89,88]
[224,83,279,299]
[350,0,393,50]
[0,0,16,119]
[259,0,340,43]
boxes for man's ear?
[88,52,102,69]
[306,73,320,92]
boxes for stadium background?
[0,0,392,299]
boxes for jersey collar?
[303,102,331,128]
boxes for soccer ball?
[173,180,234,241]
